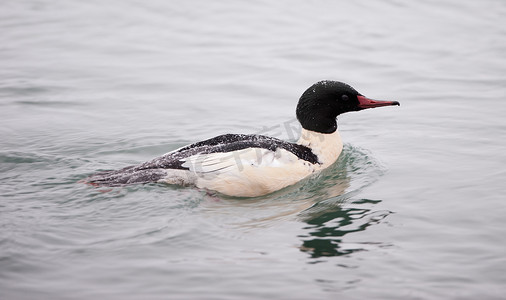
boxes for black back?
[139,133,320,170]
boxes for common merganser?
[85,81,399,197]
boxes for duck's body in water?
[85,81,399,197]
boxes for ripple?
[198,143,387,231]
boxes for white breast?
[297,129,343,169]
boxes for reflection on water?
[292,145,391,260]
[299,198,392,258]
[198,144,391,259]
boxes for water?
[1,0,506,299]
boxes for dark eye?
[341,95,349,101]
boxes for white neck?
[297,128,343,168]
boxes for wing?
[181,147,281,175]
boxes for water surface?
[1,1,506,299]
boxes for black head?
[296,80,399,133]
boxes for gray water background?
[1,0,506,299]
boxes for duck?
[85,80,399,197]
